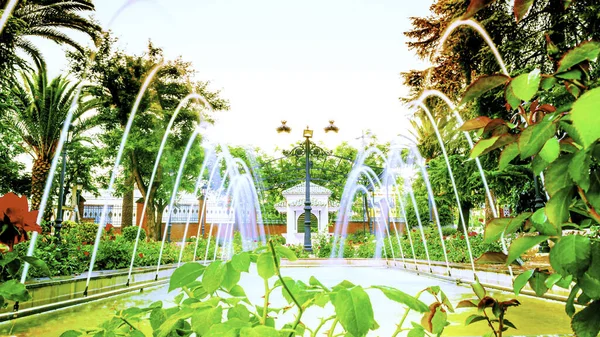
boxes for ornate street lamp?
[277,120,338,251]
[200,183,208,237]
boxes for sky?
[43,0,432,152]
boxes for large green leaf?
[460,75,509,105]
[202,260,227,294]
[549,235,591,277]
[546,187,573,227]
[334,286,376,337]
[538,138,560,164]
[507,236,549,265]
[0,280,30,302]
[513,0,534,22]
[484,218,511,243]
[571,300,600,337]
[511,69,541,102]
[275,245,298,261]
[569,149,592,191]
[239,326,279,337]
[505,83,521,110]
[498,142,519,170]
[59,332,82,337]
[191,306,223,336]
[530,208,560,236]
[470,136,500,159]
[506,212,533,234]
[169,263,205,292]
[571,87,600,149]
[518,119,557,159]
[21,256,52,278]
[231,252,251,272]
[557,41,600,73]
[580,273,600,300]
[528,270,549,296]
[371,285,428,313]
[544,155,574,196]
[513,269,534,296]
[465,314,487,326]
[257,252,276,279]
[221,263,241,291]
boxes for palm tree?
[0,0,100,79]
[2,64,100,211]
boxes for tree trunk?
[459,203,471,234]
[121,174,134,228]
[30,157,51,211]
[145,202,158,241]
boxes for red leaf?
[461,74,509,105]
[459,116,493,131]
[463,0,498,19]
[482,118,507,134]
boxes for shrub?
[121,226,146,242]
[62,222,99,244]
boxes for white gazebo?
[274,182,339,244]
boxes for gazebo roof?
[282,182,332,196]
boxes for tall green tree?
[0,64,100,211]
[69,35,229,239]
[0,0,100,83]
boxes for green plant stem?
[498,311,504,337]
[268,240,304,336]
[391,289,425,337]
[261,277,270,325]
[119,318,138,331]
[481,309,499,337]
[327,318,339,337]
[312,315,336,337]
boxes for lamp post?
[200,183,208,237]
[55,126,72,242]
[277,120,338,251]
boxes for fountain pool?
[2,266,572,337]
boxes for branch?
[577,187,600,224]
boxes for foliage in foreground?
[61,241,522,337]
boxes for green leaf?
[407,325,426,337]
[257,252,276,279]
[191,306,223,336]
[571,87,600,149]
[21,256,52,278]
[430,306,447,334]
[309,276,329,290]
[169,263,205,292]
[569,149,592,191]
[505,83,521,110]
[462,0,496,19]
[550,235,591,277]
[528,270,549,296]
[545,187,572,227]
[518,119,557,159]
[580,273,600,300]
[472,279,486,299]
[0,280,30,302]
[571,300,600,337]
[231,252,251,272]
[202,260,227,294]
[507,236,549,265]
[556,274,573,289]
[541,76,557,90]
[334,286,376,337]
[511,69,541,102]
[229,285,247,298]
[506,212,533,234]
[239,326,280,337]
[484,218,511,243]
[59,331,82,337]
[544,273,563,289]
[566,285,580,317]
[513,0,534,22]
[503,319,517,330]
[371,285,429,313]
[532,155,550,175]
[544,155,574,196]
[228,304,250,322]
[557,41,600,73]
[221,263,241,291]
[465,314,487,326]
[460,75,509,105]
[498,142,519,170]
[274,245,298,261]
[513,269,534,296]
[539,138,560,163]
[555,69,583,80]
[470,136,500,159]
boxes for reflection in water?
[2,267,571,337]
